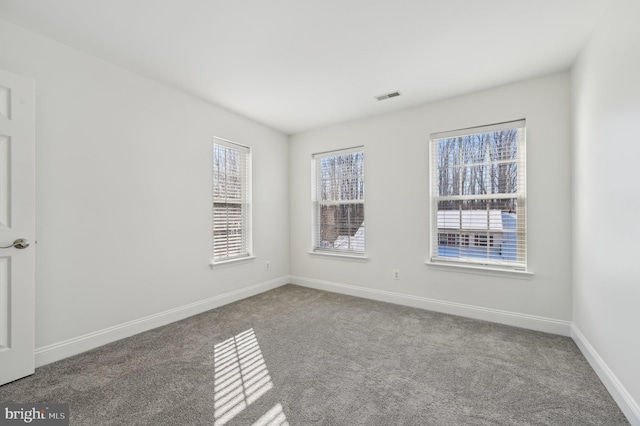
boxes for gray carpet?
[0,284,629,425]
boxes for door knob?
[0,238,30,249]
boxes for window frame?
[428,120,527,271]
[311,146,366,257]
[212,137,252,264]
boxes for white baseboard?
[290,276,572,336]
[35,275,290,367]
[571,324,640,426]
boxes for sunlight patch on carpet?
[213,328,288,426]
[252,403,289,426]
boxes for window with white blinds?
[429,120,527,270]
[213,138,251,262]
[312,147,365,255]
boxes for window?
[312,147,365,255]
[213,138,251,262]
[429,120,526,270]
[474,234,494,248]
[438,233,471,247]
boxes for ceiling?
[0,0,610,134]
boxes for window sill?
[425,260,534,280]
[308,251,369,262]
[210,256,256,269]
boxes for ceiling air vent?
[375,91,401,101]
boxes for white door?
[0,69,35,385]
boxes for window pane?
[461,165,489,196]
[461,134,488,164]
[437,138,460,167]
[213,202,245,256]
[318,203,364,251]
[437,167,460,196]
[489,162,517,194]
[319,152,364,202]
[489,129,519,161]
[435,198,523,263]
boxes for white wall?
[0,19,289,350]
[290,72,573,326]
[572,0,640,419]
